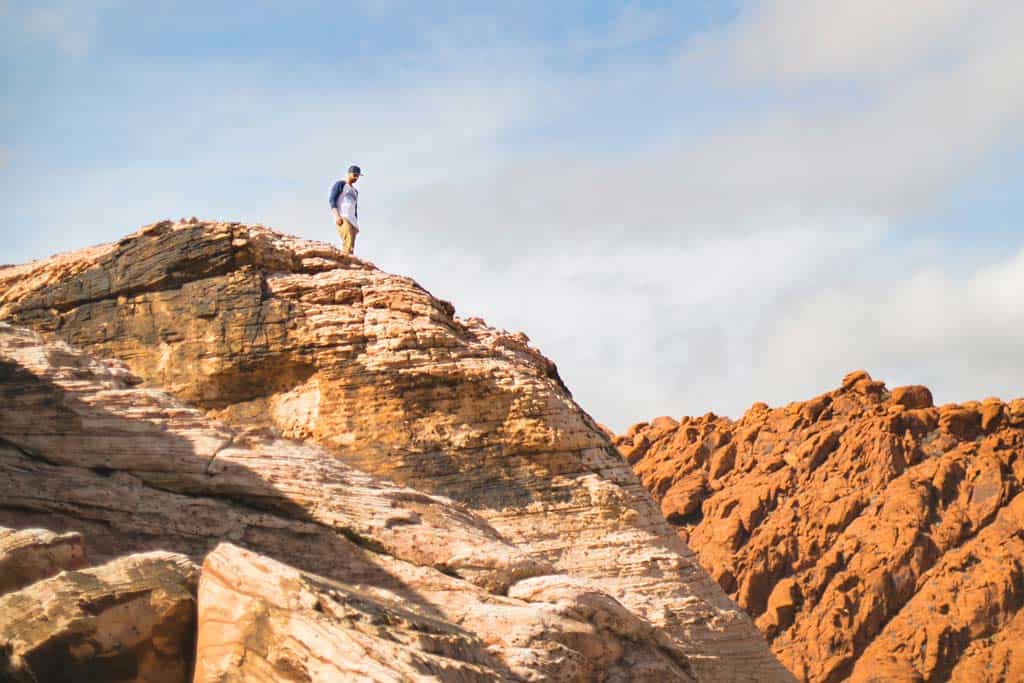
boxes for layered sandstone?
[0,526,86,595]
[0,220,792,681]
[620,371,1024,682]
[1,324,689,680]
[195,542,695,681]
[0,323,547,595]
[0,550,198,682]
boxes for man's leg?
[339,218,352,246]
[340,218,355,255]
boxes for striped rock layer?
[0,220,791,682]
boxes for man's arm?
[329,181,345,224]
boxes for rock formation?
[0,526,86,595]
[0,323,696,681]
[0,550,198,682]
[0,220,792,681]
[195,542,695,681]
[620,370,1024,682]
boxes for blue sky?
[2,1,1023,430]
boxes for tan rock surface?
[0,325,696,680]
[621,371,1024,682]
[0,550,197,683]
[0,323,546,594]
[195,543,509,682]
[0,220,791,681]
[0,526,86,595]
[195,542,697,682]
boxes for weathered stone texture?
[621,370,1024,682]
[0,327,703,680]
[0,220,793,681]
[195,542,697,682]
[0,526,86,595]
[0,550,197,683]
[0,323,547,596]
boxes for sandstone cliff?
[619,371,1024,682]
[0,220,791,681]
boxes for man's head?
[346,165,362,184]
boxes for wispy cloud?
[18,1,113,58]
[748,244,1024,411]
[684,0,1011,84]
[3,2,1022,430]
[565,4,665,56]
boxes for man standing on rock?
[329,165,362,255]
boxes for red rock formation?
[0,220,794,681]
[620,370,1024,682]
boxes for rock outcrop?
[0,550,197,682]
[195,542,695,682]
[0,323,546,595]
[0,220,792,681]
[620,371,1024,682]
[0,526,86,595]
[2,323,685,680]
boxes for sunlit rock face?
[0,220,793,681]
[621,370,1024,682]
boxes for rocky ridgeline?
[0,220,792,682]
[619,371,1024,682]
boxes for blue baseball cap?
[347,165,363,176]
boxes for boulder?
[0,526,86,595]
[0,551,197,683]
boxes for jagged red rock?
[620,370,1024,682]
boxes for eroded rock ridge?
[620,370,1024,682]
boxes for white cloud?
[359,1,1024,263]
[687,0,1014,85]
[4,1,1022,433]
[390,224,1024,432]
[20,1,112,58]
[565,4,665,56]
[363,219,885,430]
[746,245,1024,413]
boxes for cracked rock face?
[0,526,86,595]
[0,220,793,681]
[620,370,1024,683]
[0,550,198,683]
[0,323,547,596]
[195,542,697,682]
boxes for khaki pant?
[336,218,359,255]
